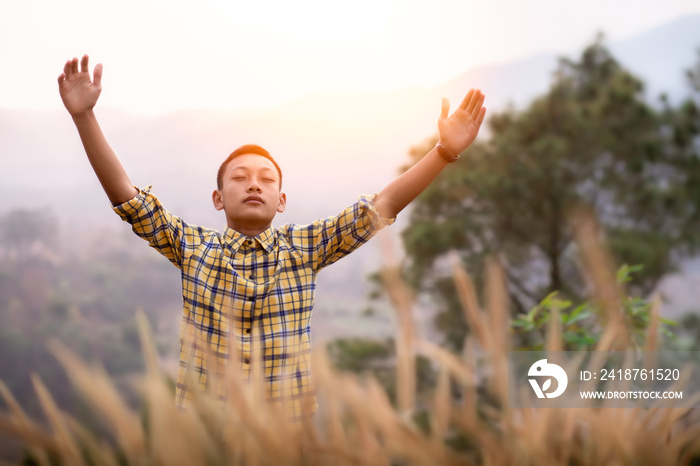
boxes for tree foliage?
[401,38,700,350]
[511,264,677,351]
[0,217,180,422]
[0,208,56,256]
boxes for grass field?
[2,213,700,465]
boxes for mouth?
[244,195,264,205]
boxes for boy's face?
[212,153,286,235]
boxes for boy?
[58,55,486,419]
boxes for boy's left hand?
[438,89,486,156]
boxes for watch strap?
[435,141,460,163]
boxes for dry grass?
[2,213,700,465]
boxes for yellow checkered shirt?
[113,186,394,419]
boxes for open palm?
[438,89,486,156]
[58,55,103,117]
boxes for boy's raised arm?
[58,55,138,205]
[374,89,486,219]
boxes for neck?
[227,221,271,237]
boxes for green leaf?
[659,317,679,327]
[566,310,594,326]
[616,264,644,284]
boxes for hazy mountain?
[438,15,700,111]
[4,14,698,219]
[2,14,699,322]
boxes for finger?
[458,89,475,111]
[57,73,65,86]
[471,92,486,118]
[93,63,103,88]
[70,57,79,75]
[63,60,72,77]
[80,54,89,73]
[475,107,486,129]
[440,97,450,120]
[466,89,482,114]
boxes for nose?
[247,178,262,192]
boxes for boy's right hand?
[58,55,102,117]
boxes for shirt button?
[245,328,251,334]
[247,239,253,246]
[248,296,255,302]
[248,274,254,280]
[243,358,250,364]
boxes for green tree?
[658,48,700,250]
[400,37,698,350]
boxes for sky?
[2,0,700,116]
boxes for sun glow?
[2,0,700,116]
[1,0,487,115]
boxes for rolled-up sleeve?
[113,186,199,269]
[288,194,396,272]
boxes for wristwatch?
[435,141,460,163]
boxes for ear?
[276,192,287,213]
[212,189,225,211]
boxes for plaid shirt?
[113,186,394,419]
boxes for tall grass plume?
[1,213,700,465]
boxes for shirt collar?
[223,225,276,253]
